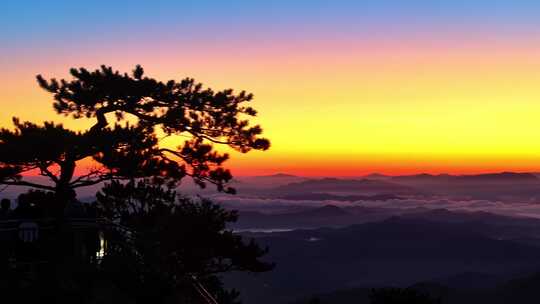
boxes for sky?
[2,1,540,176]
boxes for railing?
[191,275,220,304]
[0,217,220,304]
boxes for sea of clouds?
[210,194,540,219]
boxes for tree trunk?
[55,160,77,217]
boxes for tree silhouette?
[0,120,156,214]
[0,65,270,212]
[97,179,274,303]
[0,65,273,303]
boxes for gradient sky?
[2,1,540,176]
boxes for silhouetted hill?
[398,209,540,242]
[363,173,391,180]
[459,172,539,182]
[299,204,349,217]
[428,272,505,290]
[391,172,538,184]
[389,172,540,201]
[234,172,540,201]
[402,208,527,225]
[255,173,300,178]
[227,218,540,304]
[233,205,357,230]
[231,174,309,191]
[232,202,540,238]
[498,272,540,303]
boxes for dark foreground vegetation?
[0,66,272,303]
[0,190,272,303]
[294,272,540,304]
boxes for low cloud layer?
[211,194,540,219]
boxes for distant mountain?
[389,172,540,201]
[232,174,309,190]
[391,173,454,183]
[233,205,357,230]
[401,208,525,225]
[363,173,391,180]
[297,204,350,217]
[253,173,300,178]
[391,172,539,184]
[457,172,539,182]
[272,178,419,195]
[228,218,540,304]
[397,208,540,242]
[233,204,540,241]
[428,272,505,290]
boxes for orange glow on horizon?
[3,34,540,176]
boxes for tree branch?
[0,179,55,191]
[69,169,108,186]
[38,162,59,183]
[71,175,126,188]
